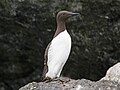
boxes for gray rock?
[100,63,120,83]
[19,77,120,90]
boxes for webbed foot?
[42,76,52,83]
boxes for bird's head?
[56,11,80,22]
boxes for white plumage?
[46,30,71,79]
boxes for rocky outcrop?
[101,63,120,83]
[19,78,120,90]
[19,63,120,90]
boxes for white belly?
[46,30,71,79]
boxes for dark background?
[0,0,120,90]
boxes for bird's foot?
[43,77,52,83]
[53,78,66,84]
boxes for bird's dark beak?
[69,12,80,17]
[71,13,80,16]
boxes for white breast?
[46,30,71,79]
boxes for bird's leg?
[52,77,65,84]
[43,77,52,83]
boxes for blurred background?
[0,0,120,90]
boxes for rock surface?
[101,63,120,83]
[19,63,120,90]
[19,77,120,90]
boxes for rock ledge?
[19,63,120,90]
[19,77,120,90]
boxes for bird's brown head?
[56,11,80,22]
[54,11,80,37]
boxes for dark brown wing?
[41,42,51,81]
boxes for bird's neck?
[54,21,66,38]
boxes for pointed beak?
[69,12,80,17]
[71,13,80,16]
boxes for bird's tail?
[41,64,48,81]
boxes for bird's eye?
[62,13,65,15]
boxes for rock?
[19,82,39,90]
[19,77,120,90]
[100,63,120,83]
[19,63,120,90]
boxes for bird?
[42,11,80,82]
